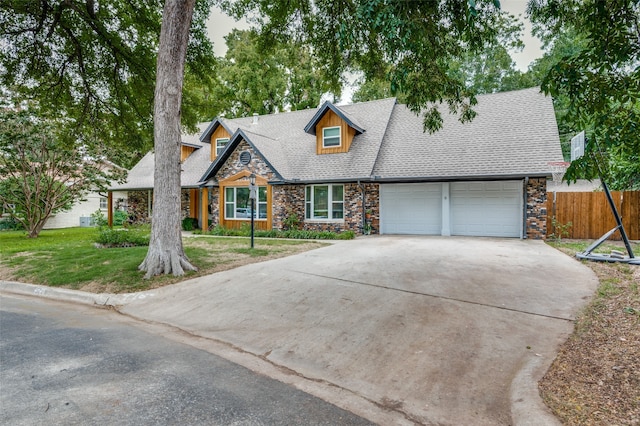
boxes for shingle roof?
[372,87,563,180]
[112,87,563,191]
[201,97,397,182]
[110,122,212,191]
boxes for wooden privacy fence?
[546,191,640,240]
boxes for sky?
[205,1,544,72]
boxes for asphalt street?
[0,294,373,426]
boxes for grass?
[0,227,326,293]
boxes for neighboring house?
[43,192,107,229]
[42,190,129,229]
[109,87,563,239]
[548,179,602,193]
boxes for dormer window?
[216,138,229,156]
[322,127,341,148]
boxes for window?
[224,186,267,220]
[305,184,344,220]
[322,126,341,148]
[99,197,108,210]
[216,138,229,156]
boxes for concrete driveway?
[117,236,598,425]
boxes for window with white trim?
[224,186,267,220]
[322,126,341,148]
[305,184,344,220]
[99,197,108,210]
[216,138,230,156]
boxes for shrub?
[0,216,23,231]
[113,210,128,226]
[202,226,355,240]
[181,217,199,231]
[91,210,108,227]
[549,218,572,241]
[95,227,150,247]
[283,210,301,230]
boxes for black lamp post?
[249,173,256,249]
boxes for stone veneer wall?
[272,182,380,234]
[203,138,383,235]
[216,140,278,182]
[526,177,547,239]
[208,187,220,230]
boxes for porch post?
[107,191,113,227]
[148,190,152,218]
[201,187,209,230]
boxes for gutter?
[268,173,550,186]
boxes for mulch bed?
[539,248,640,425]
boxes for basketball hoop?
[548,161,570,183]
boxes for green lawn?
[0,227,325,293]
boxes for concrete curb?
[0,280,120,307]
[510,353,562,426]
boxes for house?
[109,87,563,239]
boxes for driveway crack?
[288,269,575,322]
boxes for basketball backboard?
[571,131,585,161]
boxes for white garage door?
[380,183,442,234]
[451,181,522,237]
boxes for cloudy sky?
[206,1,544,72]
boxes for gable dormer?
[180,143,201,162]
[304,101,365,155]
[210,126,231,161]
[199,118,233,161]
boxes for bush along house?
[109,87,563,239]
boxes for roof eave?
[199,118,233,143]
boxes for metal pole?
[250,197,254,249]
[600,178,634,258]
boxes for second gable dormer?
[209,125,231,161]
[304,101,365,155]
[199,119,233,161]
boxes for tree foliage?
[447,11,536,94]
[0,0,214,166]
[221,0,505,132]
[528,0,640,189]
[0,109,123,238]
[203,29,332,119]
[350,6,538,107]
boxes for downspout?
[357,180,366,233]
[522,177,529,239]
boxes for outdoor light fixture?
[249,173,256,249]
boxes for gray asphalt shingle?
[112,87,563,191]
[372,87,563,179]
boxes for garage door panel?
[380,184,441,235]
[451,181,522,238]
[380,181,522,238]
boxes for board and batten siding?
[210,126,231,161]
[315,110,356,155]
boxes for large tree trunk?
[139,0,197,278]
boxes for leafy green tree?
[352,9,535,103]
[448,11,535,94]
[523,28,588,160]
[528,0,640,189]
[202,29,331,119]
[0,109,123,238]
[0,0,214,165]
[223,0,505,131]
